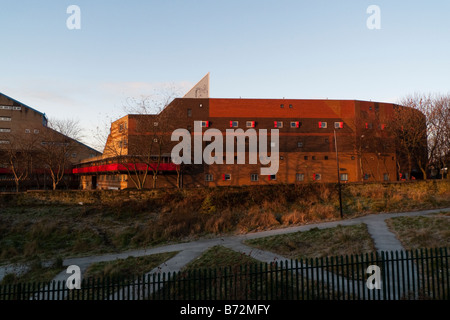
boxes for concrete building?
[74,74,425,190]
[0,92,101,191]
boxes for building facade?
[0,92,101,191]
[74,75,425,190]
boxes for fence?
[0,247,448,300]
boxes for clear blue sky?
[1,0,449,150]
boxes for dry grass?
[385,215,450,250]
[245,224,376,260]
[1,180,449,265]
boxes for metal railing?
[1,247,448,300]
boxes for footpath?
[1,207,449,284]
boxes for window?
[250,174,259,182]
[324,156,329,160]
[334,122,344,129]
[0,117,11,122]
[313,173,321,181]
[364,173,370,180]
[351,156,356,160]
[340,173,349,181]
[25,129,30,133]
[304,156,308,160]
[222,174,231,181]
[34,129,39,134]
[0,140,10,144]
[290,121,300,128]
[280,104,284,108]
[230,121,239,128]
[274,121,283,128]
[187,109,192,117]
[119,123,124,131]
[297,142,303,148]
[365,123,373,129]
[71,153,77,158]
[280,156,284,160]
[325,138,329,143]
[205,174,214,182]
[318,121,327,128]
[201,121,210,128]
[12,107,21,111]
[153,122,158,127]
[312,156,316,160]
[296,173,305,182]
[383,173,389,181]
[289,104,293,108]
[269,174,276,181]
[246,121,255,128]
[153,138,158,143]
[0,128,11,133]
[0,106,12,110]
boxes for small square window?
[351,156,356,160]
[246,121,255,128]
[280,104,284,108]
[222,174,231,181]
[201,121,210,128]
[25,129,31,133]
[71,153,77,158]
[312,156,316,160]
[187,109,192,117]
[340,173,348,181]
[205,174,214,182]
[324,156,329,160]
[274,121,283,128]
[297,142,304,148]
[304,156,308,160]
[313,173,321,181]
[34,129,39,134]
[250,174,259,182]
[290,121,300,128]
[289,104,293,108]
[383,173,389,181]
[154,122,158,127]
[334,122,344,129]
[296,173,305,182]
[269,174,276,181]
[230,121,239,128]
[365,123,373,129]
[319,122,327,128]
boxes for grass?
[385,214,450,250]
[244,224,377,260]
[0,258,64,285]
[183,246,259,271]
[0,180,449,266]
[83,252,179,280]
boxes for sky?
[1,0,449,151]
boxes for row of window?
[0,106,21,110]
[0,128,40,134]
[201,121,345,129]
[204,173,350,182]
[0,116,11,121]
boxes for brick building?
[74,74,425,190]
[0,92,101,191]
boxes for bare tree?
[0,133,38,192]
[395,93,450,180]
[37,119,83,190]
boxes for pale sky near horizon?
[1,0,449,151]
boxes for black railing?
[1,247,448,300]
